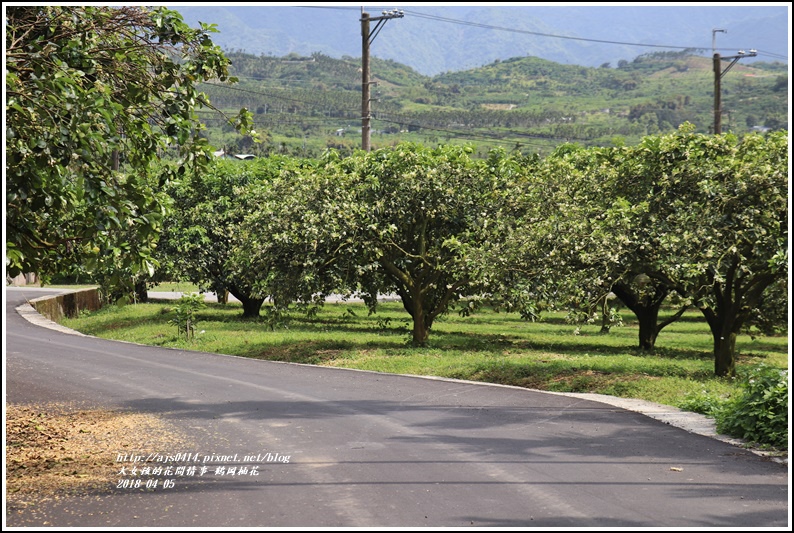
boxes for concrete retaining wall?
[30,288,101,322]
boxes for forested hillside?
[198,50,788,158]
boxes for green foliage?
[341,143,510,346]
[715,365,789,449]
[677,390,730,416]
[642,128,788,376]
[160,157,307,317]
[6,6,254,295]
[237,143,516,346]
[234,153,351,310]
[744,275,788,338]
[262,306,290,331]
[168,293,206,340]
[478,127,787,376]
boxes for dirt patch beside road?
[6,402,188,516]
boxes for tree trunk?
[599,295,613,334]
[407,297,430,347]
[691,259,780,377]
[713,330,737,377]
[699,263,770,377]
[134,280,149,303]
[702,306,739,377]
[411,311,430,347]
[240,297,264,319]
[611,281,665,351]
[400,288,431,347]
[636,306,660,351]
[699,301,740,378]
[226,285,264,318]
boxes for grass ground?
[150,281,202,293]
[60,299,788,412]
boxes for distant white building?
[233,154,255,160]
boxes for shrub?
[169,294,206,340]
[678,390,728,416]
[715,365,788,450]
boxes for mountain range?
[171,4,790,76]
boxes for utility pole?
[361,8,403,151]
[713,49,757,134]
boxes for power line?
[300,6,786,61]
[300,6,357,11]
[403,9,696,50]
[751,49,787,60]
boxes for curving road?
[4,288,789,527]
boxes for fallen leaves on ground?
[6,402,188,512]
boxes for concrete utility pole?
[713,49,757,134]
[361,8,403,151]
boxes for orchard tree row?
[156,125,788,377]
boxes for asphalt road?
[4,288,789,528]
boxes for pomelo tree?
[6,6,253,296]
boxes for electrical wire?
[300,6,786,60]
